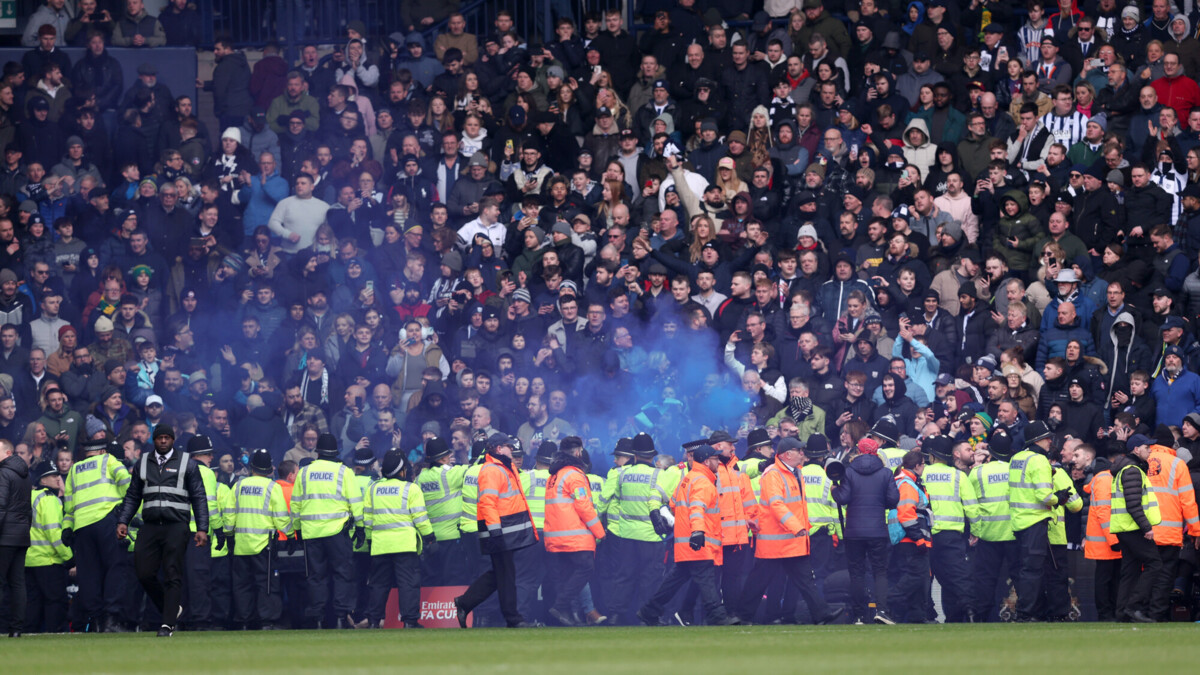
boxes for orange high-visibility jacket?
[672,462,723,563]
[754,458,812,559]
[477,454,538,554]
[896,468,931,548]
[1147,447,1200,546]
[544,464,605,552]
[1083,470,1121,560]
[716,459,757,546]
[276,479,294,541]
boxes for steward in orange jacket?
[711,430,758,607]
[887,451,933,624]
[737,439,842,625]
[637,445,739,626]
[454,434,538,629]
[543,438,605,626]
[1146,443,1200,620]
[1084,465,1121,621]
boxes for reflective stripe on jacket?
[754,458,811,559]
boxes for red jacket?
[1152,74,1200,123]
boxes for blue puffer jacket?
[1036,313,1095,370]
[832,453,900,539]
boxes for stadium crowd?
[2,0,1200,634]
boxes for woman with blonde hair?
[714,158,748,202]
[686,216,719,263]
[747,106,774,168]
[595,86,632,129]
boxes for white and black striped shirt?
[1041,110,1089,147]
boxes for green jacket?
[992,190,1041,272]
[767,405,827,443]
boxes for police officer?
[871,419,906,471]
[365,449,434,629]
[417,436,467,585]
[182,435,223,630]
[1007,420,1062,623]
[923,437,978,622]
[25,461,71,633]
[1109,436,1163,623]
[458,440,487,588]
[602,432,670,625]
[63,437,131,632]
[350,447,376,628]
[1045,443,1082,620]
[515,440,552,622]
[116,424,210,637]
[637,444,740,626]
[291,433,364,629]
[229,449,293,629]
[455,434,539,629]
[968,429,1020,622]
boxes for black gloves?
[689,531,705,551]
[1054,489,1072,506]
[214,529,226,551]
[649,509,669,537]
[422,533,439,554]
[352,526,366,550]
[903,527,923,541]
[61,528,73,548]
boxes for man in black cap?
[637,444,740,626]
[1108,435,1163,622]
[417,436,468,586]
[455,433,538,628]
[1006,419,1062,622]
[115,424,210,637]
[967,427,1019,622]
[25,459,69,634]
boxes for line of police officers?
[13,412,1199,631]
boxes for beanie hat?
[153,423,175,440]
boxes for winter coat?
[1153,364,1200,427]
[1036,311,1095,370]
[992,190,1041,272]
[832,453,901,539]
[0,454,31,546]
[210,51,255,121]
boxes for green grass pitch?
[4,624,1196,673]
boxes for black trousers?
[1093,558,1121,621]
[739,554,829,624]
[367,552,421,624]
[182,538,212,627]
[930,531,973,622]
[513,536,545,622]
[845,537,890,619]
[73,510,127,626]
[549,551,594,615]
[642,559,728,624]
[1013,520,1050,619]
[459,548,524,627]
[305,533,355,621]
[972,539,1019,622]
[421,538,469,586]
[607,536,665,623]
[0,545,27,633]
[25,563,67,633]
[233,548,283,626]
[888,542,930,623]
[1115,530,1163,618]
[1041,544,1070,619]
[1149,544,1182,620]
[719,543,752,607]
[210,555,233,628]
[134,521,191,628]
[353,552,372,620]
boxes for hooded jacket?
[1036,308,1095,370]
[992,190,1041,272]
[902,118,937,181]
[1105,311,1153,396]
[832,452,901,539]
